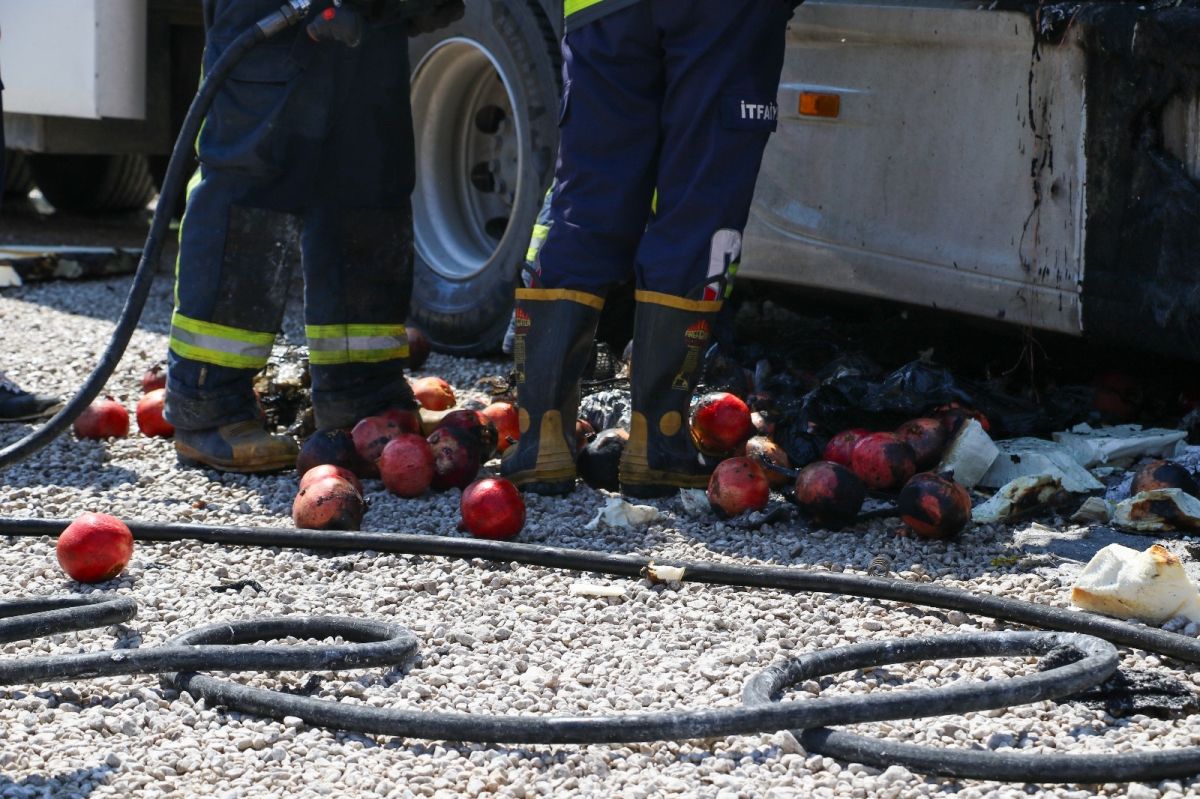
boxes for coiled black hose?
[5,517,1200,782]
[0,594,1117,746]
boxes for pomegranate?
[850,432,917,491]
[351,415,403,477]
[433,409,498,462]
[794,461,866,529]
[135,389,174,438]
[744,435,790,488]
[428,426,481,491]
[577,428,629,491]
[707,457,770,518]
[296,428,365,478]
[481,402,520,453]
[411,376,455,411]
[894,418,948,469]
[898,472,972,539]
[73,397,130,440]
[378,434,435,497]
[407,326,431,370]
[300,463,364,495]
[460,478,525,539]
[1092,371,1142,424]
[691,392,754,457]
[292,475,365,531]
[141,363,167,394]
[379,407,422,435]
[576,419,596,453]
[935,404,991,437]
[822,428,870,468]
[56,513,134,583]
[1131,460,1200,498]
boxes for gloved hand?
[307,4,365,46]
[403,0,465,36]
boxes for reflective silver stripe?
[307,335,406,353]
[170,326,274,361]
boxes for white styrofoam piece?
[1052,423,1187,468]
[1071,543,1200,624]
[935,419,998,489]
[979,437,1103,493]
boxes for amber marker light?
[799,92,841,118]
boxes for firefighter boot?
[500,288,604,495]
[175,419,299,473]
[619,291,722,498]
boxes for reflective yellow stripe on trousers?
[169,311,276,370]
[306,323,409,365]
[564,0,607,17]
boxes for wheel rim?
[411,38,525,282]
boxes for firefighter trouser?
[539,0,789,299]
[166,0,415,431]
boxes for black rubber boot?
[500,288,604,495]
[619,290,723,498]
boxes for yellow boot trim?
[515,287,605,310]
[618,412,711,490]
[634,290,722,313]
[504,410,577,486]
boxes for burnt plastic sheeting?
[6,516,1200,665]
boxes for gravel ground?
[2,275,1200,799]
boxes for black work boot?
[619,290,722,498]
[500,288,604,495]
[175,420,299,473]
[0,372,61,423]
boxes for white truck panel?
[0,0,146,120]
[743,0,1087,335]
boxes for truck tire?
[3,151,34,203]
[407,0,561,354]
[27,153,157,213]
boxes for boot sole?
[0,403,64,423]
[175,442,297,474]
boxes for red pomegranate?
[135,389,174,438]
[141,364,167,394]
[73,398,130,440]
[379,407,422,436]
[378,434,435,498]
[296,428,365,478]
[482,402,520,453]
[822,428,870,468]
[351,415,403,477]
[299,463,363,495]
[1131,460,1199,498]
[428,426,481,491]
[850,432,917,491]
[407,326,432,370]
[56,513,134,583]
[691,392,754,457]
[460,478,525,539]
[744,435,790,487]
[894,418,948,469]
[292,476,365,531]
[707,457,770,518]
[411,376,456,411]
[794,461,866,529]
[898,472,972,539]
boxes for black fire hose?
[0,1,311,471]
[6,518,1200,782]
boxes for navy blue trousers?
[166,0,415,431]
[539,0,790,300]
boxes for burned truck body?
[743,0,1200,361]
